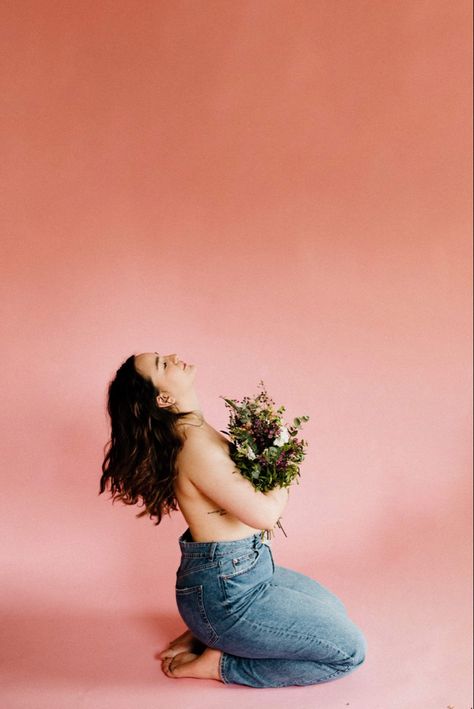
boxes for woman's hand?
[262,485,290,536]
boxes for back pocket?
[175,585,219,647]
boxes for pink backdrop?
[1,2,472,707]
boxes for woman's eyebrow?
[154,353,159,368]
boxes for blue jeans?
[175,528,367,688]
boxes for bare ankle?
[201,647,223,681]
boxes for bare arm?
[263,485,290,528]
[182,440,284,530]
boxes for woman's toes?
[161,657,174,676]
[159,648,177,659]
[159,645,191,660]
[159,635,205,659]
[163,652,199,678]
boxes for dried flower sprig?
[219,380,310,539]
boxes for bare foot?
[159,629,205,660]
[161,647,223,682]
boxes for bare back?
[174,422,262,542]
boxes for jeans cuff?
[219,651,230,684]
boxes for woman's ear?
[156,393,176,409]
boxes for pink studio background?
[1,2,472,708]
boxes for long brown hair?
[99,354,201,525]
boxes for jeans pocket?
[175,585,219,647]
[219,548,265,602]
[222,548,260,577]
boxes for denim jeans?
[175,527,367,688]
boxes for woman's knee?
[330,616,367,668]
[347,627,367,667]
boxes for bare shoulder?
[176,423,230,473]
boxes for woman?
[99,352,367,688]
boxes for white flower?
[244,443,256,460]
[236,440,256,459]
[273,426,290,446]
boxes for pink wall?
[1,2,472,707]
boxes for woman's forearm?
[264,485,290,527]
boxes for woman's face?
[134,352,195,393]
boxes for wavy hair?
[99,354,202,525]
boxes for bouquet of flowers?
[219,380,310,540]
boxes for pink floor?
[2,509,471,709]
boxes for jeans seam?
[275,664,354,687]
[298,664,357,684]
[198,588,219,646]
[218,653,355,688]
[175,585,219,647]
[176,561,220,579]
[237,614,353,662]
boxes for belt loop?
[208,542,217,560]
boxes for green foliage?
[219,380,310,495]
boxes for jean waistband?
[178,527,265,559]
